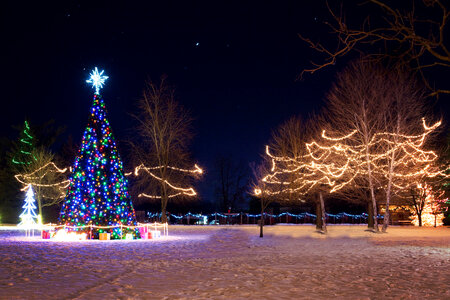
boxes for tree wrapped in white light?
[18,185,38,229]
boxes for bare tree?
[255,116,332,233]
[214,155,248,212]
[377,72,431,231]
[407,185,428,226]
[15,147,68,222]
[251,117,309,236]
[407,183,448,226]
[321,61,442,232]
[130,77,199,223]
[300,0,450,97]
[251,161,276,238]
[321,61,390,232]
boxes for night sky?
[1,1,448,205]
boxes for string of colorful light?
[147,211,376,220]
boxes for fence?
[146,212,384,225]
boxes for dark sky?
[1,1,448,204]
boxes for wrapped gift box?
[142,231,152,239]
[41,230,51,239]
[150,230,161,238]
[99,232,110,240]
[138,226,148,237]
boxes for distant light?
[86,67,109,94]
[195,42,200,47]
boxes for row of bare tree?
[253,60,447,237]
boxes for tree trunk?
[319,192,327,233]
[259,198,264,238]
[364,145,379,232]
[367,201,374,229]
[434,215,437,228]
[315,197,322,230]
[382,151,395,233]
[36,186,43,224]
[160,181,168,223]
[412,193,421,226]
[161,205,167,223]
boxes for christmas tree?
[59,68,139,239]
[12,120,36,166]
[19,185,38,228]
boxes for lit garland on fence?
[44,222,167,232]
[41,222,168,241]
[148,211,374,220]
[128,164,203,199]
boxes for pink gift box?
[138,226,149,237]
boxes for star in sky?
[86,67,109,94]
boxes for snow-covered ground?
[0,225,449,299]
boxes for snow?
[0,225,449,299]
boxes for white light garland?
[256,118,448,197]
[14,162,70,198]
[129,164,203,199]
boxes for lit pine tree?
[12,120,37,167]
[19,185,38,227]
[59,68,139,239]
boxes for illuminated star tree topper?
[86,67,109,94]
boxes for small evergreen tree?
[18,185,38,227]
[11,120,37,168]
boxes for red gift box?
[141,231,152,240]
[41,231,51,239]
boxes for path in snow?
[0,225,449,299]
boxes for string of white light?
[14,162,70,198]
[256,118,448,197]
[129,163,203,199]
